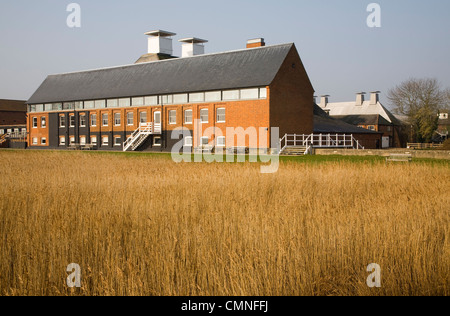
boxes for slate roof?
[27,43,294,104]
[0,99,27,112]
[313,105,380,134]
[333,114,392,126]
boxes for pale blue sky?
[0,0,449,108]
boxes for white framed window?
[0,129,4,135]
[91,114,97,127]
[114,113,121,126]
[102,136,109,146]
[259,87,267,99]
[80,115,86,127]
[240,88,259,100]
[168,110,177,125]
[144,96,159,106]
[84,101,95,109]
[184,136,193,147]
[174,94,188,104]
[70,116,75,127]
[200,109,209,123]
[119,98,131,108]
[161,95,173,105]
[91,136,97,145]
[131,97,144,107]
[153,136,161,146]
[41,138,47,145]
[95,100,106,109]
[216,108,226,123]
[114,137,122,146]
[216,136,226,147]
[189,93,205,103]
[205,91,222,102]
[102,113,108,126]
[80,136,86,146]
[140,111,147,125]
[32,117,38,128]
[59,136,66,146]
[127,112,134,125]
[184,110,193,124]
[107,99,118,108]
[41,117,46,128]
[223,90,240,101]
[368,125,376,131]
[70,136,75,145]
[32,137,38,145]
[201,137,209,147]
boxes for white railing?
[123,123,158,151]
[280,134,364,153]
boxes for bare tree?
[388,78,444,143]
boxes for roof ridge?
[49,43,294,77]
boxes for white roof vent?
[145,30,176,55]
[179,37,208,58]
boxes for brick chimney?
[370,91,380,105]
[247,38,265,49]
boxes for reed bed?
[0,151,448,296]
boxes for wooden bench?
[81,144,96,151]
[386,153,413,163]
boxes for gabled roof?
[313,104,380,134]
[320,100,401,126]
[0,99,27,112]
[27,43,294,104]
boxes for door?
[154,111,161,133]
[382,137,390,149]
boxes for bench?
[81,144,96,151]
[386,153,413,163]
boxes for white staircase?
[0,133,10,145]
[123,123,160,151]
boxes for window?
[32,117,38,128]
[184,110,193,124]
[7,129,12,133]
[259,87,267,99]
[185,136,193,147]
[127,112,134,125]
[131,97,144,107]
[119,98,131,108]
[114,137,122,146]
[168,110,177,125]
[36,104,44,112]
[80,136,86,146]
[60,137,66,146]
[189,93,205,103]
[223,90,240,101]
[41,117,46,128]
[95,100,106,109]
[216,108,226,123]
[0,129,4,135]
[63,103,75,110]
[91,136,97,145]
[144,96,159,106]
[216,136,226,147]
[240,88,259,100]
[153,136,161,146]
[102,113,108,126]
[84,101,95,109]
[161,95,173,105]
[200,109,209,123]
[80,115,86,127]
[114,113,121,126]
[29,105,37,112]
[205,91,222,102]
[107,99,118,108]
[91,114,97,127]
[102,136,109,146]
[201,137,209,147]
[140,112,147,125]
[173,94,188,104]
[41,138,47,145]
[32,138,38,145]
[368,125,376,131]
[387,126,392,132]
[70,136,75,145]
[70,116,75,127]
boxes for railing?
[280,134,364,153]
[123,123,156,151]
[407,143,444,149]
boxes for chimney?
[313,96,317,104]
[370,91,380,105]
[247,38,265,49]
[320,95,330,108]
[145,30,176,55]
[356,92,366,106]
[178,38,208,58]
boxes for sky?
[0,0,449,108]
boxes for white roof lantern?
[179,37,208,58]
[145,30,176,55]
